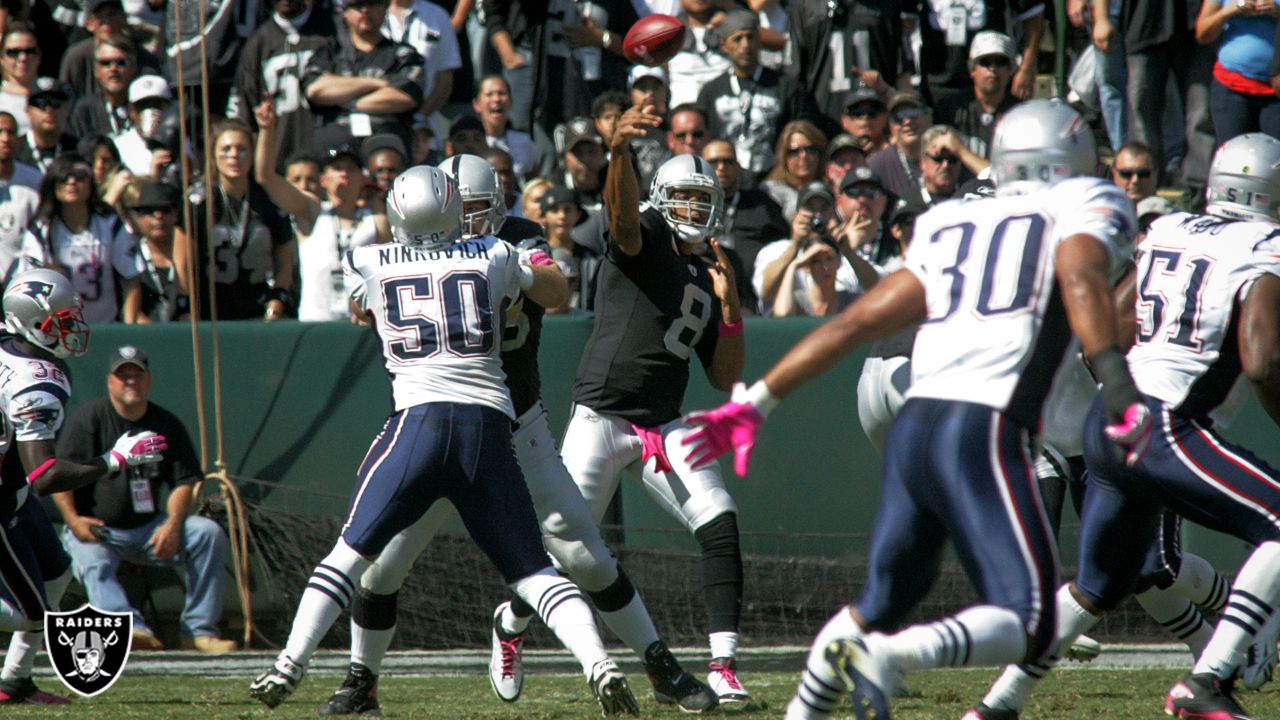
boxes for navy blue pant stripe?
[0,518,44,620]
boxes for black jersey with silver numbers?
[498,216,548,417]
[572,208,721,427]
[190,181,292,320]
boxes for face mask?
[139,108,163,140]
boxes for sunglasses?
[926,153,959,166]
[705,157,737,167]
[673,130,706,141]
[892,107,927,123]
[60,170,92,183]
[845,105,884,119]
[976,56,1012,69]
[1115,168,1153,180]
[134,205,173,215]
[28,97,67,111]
[788,145,820,157]
[96,58,131,68]
[843,186,883,199]
[4,47,38,58]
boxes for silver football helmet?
[649,154,724,244]
[437,154,507,238]
[386,165,463,248]
[1205,133,1280,223]
[990,99,1096,195]
[3,268,89,358]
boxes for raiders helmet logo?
[44,605,132,697]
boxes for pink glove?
[683,402,764,477]
[1104,403,1152,467]
[632,424,673,473]
[104,430,168,473]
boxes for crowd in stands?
[0,0,1276,322]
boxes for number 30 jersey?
[344,236,523,418]
[905,177,1136,429]
[573,207,722,427]
[1128,213,1280,421]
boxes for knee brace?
[586,568,638,613]
[351,589,398,631]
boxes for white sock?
[350,622,395,674]
[512,570,608,678]
[1194,541,1280,679]
[598,594,661,657]
[788,606,861,718]
[1,631,38,680]
[983,585,1100,712]
[1170,553,1231,612]
[1136,587,1212,657]
[0,598,39,633]
[710,631,738,661]
[500,603,532,636]
[284,540,371,666]
[884,606,1025,672]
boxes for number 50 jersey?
[905,177,1137,429]
[344,236,523,419]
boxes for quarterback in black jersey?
[561,104,753,707]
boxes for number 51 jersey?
[344,236,523,419]
[905,177,1137,429]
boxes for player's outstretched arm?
[521,253,570,309]
[1240,273,1280,426]
[18,431,167,496]
[605,104,662,257]
[705,238,745,391]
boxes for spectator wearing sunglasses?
[57,0,160,101]
[840,86,890,156]
[665,103,711,158]
[761,119,826,219]
[914,125,972,206]
[0,23,42,136]
[1110,141,1159,204]
[868,90,932,207]
[18,79,78,176]
[701,139,788,311]
[67,34,141,141]
[934,31,1022,160]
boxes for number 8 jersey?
[344,236,523,418]
[905,177,1137,429]
[1129,212,1280,421]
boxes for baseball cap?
[129,181,181,211]
[797,181,835,208]
[129,75,172,105]
[560,117,603,154]
[540,185,581,214]
[888,90,927,116]
[839,165,886,195]
[628,65,668,91]
[968,30,1018,71]
[827,133,867,160]
[360,133,407,164]
[86,0,124,15]
[710,9,759,45]
[324,141,363,168]
[843,86,885,114]
[448,114,484,139]
[887,198,925,226]
[1136,196,1176,220]
[29,78,74,104]
[108,345,149,373]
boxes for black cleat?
[318,663,382,716]
[1165,673,1253,719]
[643,640,718,713]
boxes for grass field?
[8,668,1280,719]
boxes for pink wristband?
[719,319,744,337]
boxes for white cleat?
[707,657,751,708]
[1241,614,1280,691]
[1063,634,1102,662]
[249,654,305,709]
[589,658,640,716]
[827,635,895,720]
[488,602,525,702]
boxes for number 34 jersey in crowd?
[905,177,1137,429]
[1128,213,1280,421]
[343,236,523,419]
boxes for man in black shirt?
[66,33,139,140]
[52,346,237,653]
[17,79,77,175]
[702,139,788,311]
[563,103,751,708]
[932,30,1022,160]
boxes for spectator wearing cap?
[1110,141,1159,204]
[825,133,868,190]
[0,112,38,283]
[302,0,425,158]
[665,0,733,107]
[472,75,538,180]
[556,117,607,212]
[445,113,487,157]
[0,111,42,191]
[227,0,338,169]
[934,31,1022,160]
[760,119,827,219]
[538,184,603,311]
[113,74,171,178]
[0,23,42,136]
[254,99,390,322]
[361,133,408,192]
[833,165,897,267]
[916,0,1045,109]
[67,34,142,140]
[839,86,890,156]
[697,8,822,189]
[1135,195,1176,242]
[383,0,461,127]
[18,79,77,174]
[53,346,238,654]
[867,91,933,210]
[629,65,670,118]
[127,181,190,322]
[58,0,161,101]
[754,179,879,315]
[702,138,788,310]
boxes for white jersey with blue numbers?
[905,177,1137,427]
[0,334,71,510]
[1128,212,1280,421]
[343,237,523,418]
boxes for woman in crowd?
[1196,0,1280,142]
[760,120,827,218]
[771,241,854,317]
[21,153,141,323]
[126,180,189,322]
[79,134,135,213]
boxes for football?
[623,14,686,67]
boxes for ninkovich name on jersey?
[572,206,721,428]
[0,332,71,515]
[498,216,548,418]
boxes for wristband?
[101,451,123,474]
[719,319,744,337]
[516,263,536,290]
[26,458,55,485]
[741,380,781,418]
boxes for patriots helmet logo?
[9,280,55,311]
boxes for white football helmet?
[3,268,89,358]
[649,154,724,244]
[386,165,463,248]
[437,154,507,238]
[1205,133,1280,223]
[990,99,1096,195]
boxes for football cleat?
[643,640,718,712]
[962,702,1020,720]
[589,658,640,717]
[1165,673,1253,720]
[489,602,525,703]
[249,654,305,709]
[1063,634,1102,662]
[827,636,895,720]
[707,657,751,708]
[1240,614,1280,691]
[318,662,381,716]
[0,677,70,704]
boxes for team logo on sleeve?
[44,605,132,697]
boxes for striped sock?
[512,569,607,678]
[1194,542,1280,679]
[284,540,370,666]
